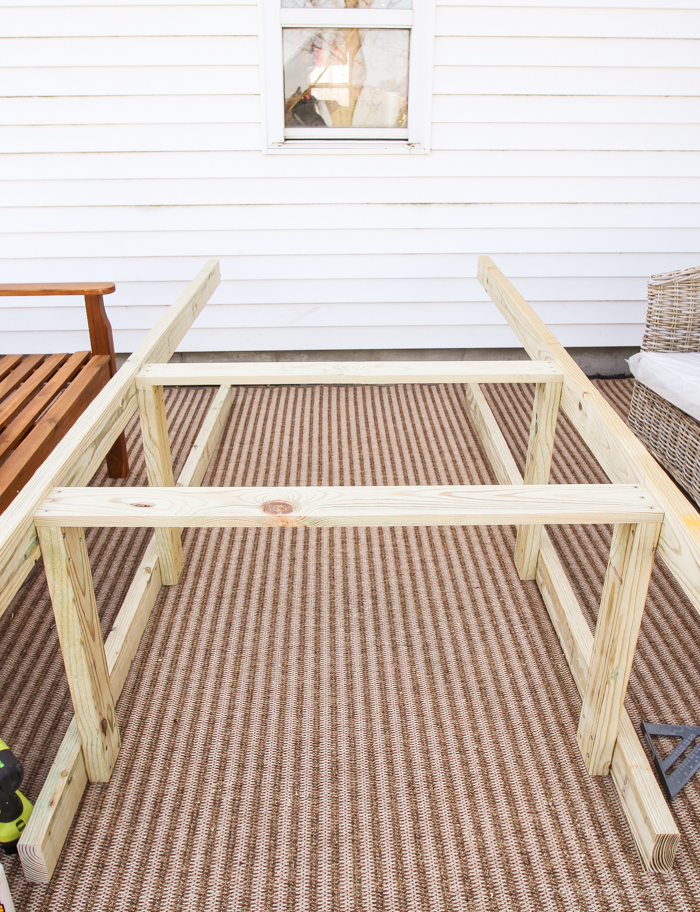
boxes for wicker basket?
[628,265,700,504]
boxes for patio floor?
[2,379,700,911]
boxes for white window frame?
[258,0,435,154]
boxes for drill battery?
[0,740,32,855]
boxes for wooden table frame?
[16,256,700,882]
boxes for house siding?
[1,1,698,354]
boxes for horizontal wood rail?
[35,484,663,529]
[136,360,564,388]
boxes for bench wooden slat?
[0,353,91,465]
[0,354,69,432]
[0,355,23,383]
[0,356,110,514]
[0,355,45,404]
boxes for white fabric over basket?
[628,351,700,423]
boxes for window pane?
[282,0,411,8]
[283,28,409,129]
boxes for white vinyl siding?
[0,1,698,354]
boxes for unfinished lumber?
[463,381,678,871]
[514,379,562,579]
[0,259,220,619]
[137,384,183,585]
[136,360,564,388]
[478,254,700,617]
[578,520,661,776]
[34,483,662,530]
[36,525,120,782]
[18,381,232,882]
[177,385,232,488]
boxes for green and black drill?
[0,739,32,855]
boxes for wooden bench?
[0,283,129,514]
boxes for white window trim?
[258,0,435,154]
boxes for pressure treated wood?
[0,259,220,619]
[578,521,660,775]
[34,484,663,529]
[36,525,120,782]
[478,254,700,617]
[463,381,678,870]
[137,384,182,585]
[176,385,232,489]
[17,255,682,880]
[136,360,564,388]
[19,379,231,882]
[514,379,562,579]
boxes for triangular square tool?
[642,721,700,801]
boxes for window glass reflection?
[282,0,411,9]
[283,28,410,128]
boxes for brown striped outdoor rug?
[2,379,700,911]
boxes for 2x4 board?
[12,258,698,882]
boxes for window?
[260,0,435,151]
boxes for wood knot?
[262,500,294,516]
[132,502,155,508]
[101,718,108,735]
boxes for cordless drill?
[0,739,32,855]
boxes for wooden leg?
[84,293,129,479]
[577,521,660,775]
[20,386,233,883]
[137,383,183,585]
[515,380,562,579]
[37,525,120,782]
